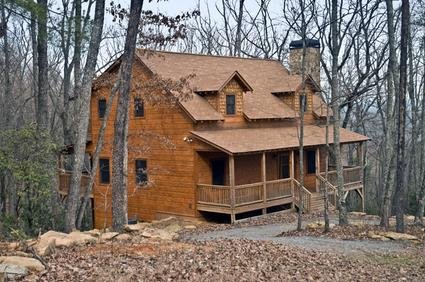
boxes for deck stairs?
[308,192,336,212]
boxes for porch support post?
[357,142,365,179]
[315,147,320,192]
[357,141,365,212]
[229,154,236,224]
[290,150,295,207]
[261,152,267,214]
[290,150,295,179]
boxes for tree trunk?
[330,0,348,225]
[414,43,425,225]
[111,0,144,232]
[393,0,409,233]
[380,0,400,230]
[65,0,106,232]
[36,0,49,130]
[30,11,38,119]
[234,0,245,57]
[1,0,11,127]
[76,84,119,229]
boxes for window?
[134,97,144,117]
[98,99,106,118]
[306,150,316,174]
[99,159,110,184]
[135,159,148,185]
[226,95,236,115]
[299,94,307,113]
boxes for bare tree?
[65,0,106,232]
[36,0,49,130]
[393,0,410,233]
[111,0,144,232]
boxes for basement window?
[98,98,106,118]
[134,97,144,117]
[306,150,316,174]
[136,159,148,186]
[99,158,110,184]
[226,94,236,115]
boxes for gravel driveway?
[186,218,411,255]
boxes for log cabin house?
[59,40,369,228]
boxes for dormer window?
[226,94,236,115]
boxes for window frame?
[306,150,316,174]
[134,97,145,118]
[135,159,148,186]
[99,158,110,184]
[98,98,107,119]
[225,94,236,115]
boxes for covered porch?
[192,126,368,223]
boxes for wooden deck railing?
[266,178,292,200]
[197,184,231,206]
[321,166,362,188]
[235,182,263,206]
[293,179,312,213]
[58,170,92,197]
[197,178,295,212]
[316,174,337,207]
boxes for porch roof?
[191,125,369,154]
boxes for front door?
[211,159,226,185]
[279,153,290,179]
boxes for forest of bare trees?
[0,0,424,237]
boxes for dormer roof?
[136,50,316,121]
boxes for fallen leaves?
[28,238,424,281]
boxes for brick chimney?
[289,39,320,86]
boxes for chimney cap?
[289,39,320,49]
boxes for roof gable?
[136,50,303,120]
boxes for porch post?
[357,142,365,180]
[229,154,236,223]
[261,152,267,214]
[290,150,295,206]
[290,150,295,179]
[315,147,320,192]
[358,141,365,212]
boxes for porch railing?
[197,178,295,210]
[293,179,312,213]
[316,174,337,207]
[235,182,263,206]
[266,178,292,200]
[58,170,92,197]
[320,166,362,188]
[197,184,231,206]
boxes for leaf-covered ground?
[29,238,424,281]
[281,223,425,243]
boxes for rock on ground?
[34,237,56,257]
[0,263,28,279]
[0,256,45,272]
[39,230,96,248]
[379,231,418,241]
[114,234,132,242]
